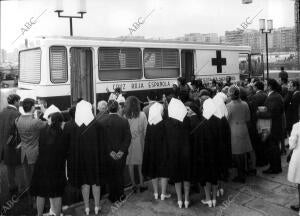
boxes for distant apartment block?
[182,33,219,43]
[224,27,296,52]
[225,30,243,45]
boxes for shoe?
[262,168,282,174]
[177,200,183,208]
[85,207,90,215]
[154,193,158,200]
[184,200,189,208]
[95,206,101,215]
[212,199,216,207]
[161,194,171,200]
[219,188,224,196]
[232,177,246,183]
[291,205,300,212]
[201,199,212,208]
[49,208,56,216]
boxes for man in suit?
[258,79,284,174]
[248,81,268,167]
[285,80,300,135]
[97,100,131,204]
[16,98,46,189]
[0,94,21,194]
[279,66,288,82]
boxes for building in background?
[242,29,261,52]
[225,30,243,45]
[182,33,219,43]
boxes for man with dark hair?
[248,81,268,166]
[258,79,284,174]
[225,76,232,87]
[285,80,300,134]
[22,98,35,113]
[279,66,288,82]
[97,100,131,204]
[107,87,123,101]
[177,77,190,103]
[280,77,289,99]
[143,91,158,118]
[0,94,21,194]
[16,98,46,194]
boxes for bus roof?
[24,36,251,52]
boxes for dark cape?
[64,120,84,188]
[142,120,168,179]
[78,118,104,186]
[189,114,203,181]
[30,125,68,197]
[191,115,229,185]
[165,117,191,182]
[217,117,232,181]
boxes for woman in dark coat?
[74,100,102,215]
[165,98,191,209]
[213,92,232,197]
[191,98,222,208]
[64,106,83,189]
[30,112,67,216]
[185,101,202,189]
[142,102,170,200]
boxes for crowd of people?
[1,69,300,215]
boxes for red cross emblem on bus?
[212,50,226,73]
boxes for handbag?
[6,117,21,148]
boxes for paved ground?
[0,153,299,216]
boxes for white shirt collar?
[7,104,17,110]
[268,91,274,96]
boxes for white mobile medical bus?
[16,36,254,110]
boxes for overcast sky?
[0,0,295,51]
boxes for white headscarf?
[202,98,217,120]
[75,100,94,126]
[43,105,61,119]
[213,92,228,119]
[168,98,187,122]
[148,102,164,125]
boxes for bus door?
[249,53,264,79]
[181,50,194,82]
[70,47,94,105]
[239,53,264,80]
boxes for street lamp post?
[54,0,87,36]
[259,19,273,80]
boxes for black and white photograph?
[0,0,299,215]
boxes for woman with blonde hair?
[226,86,252,183]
